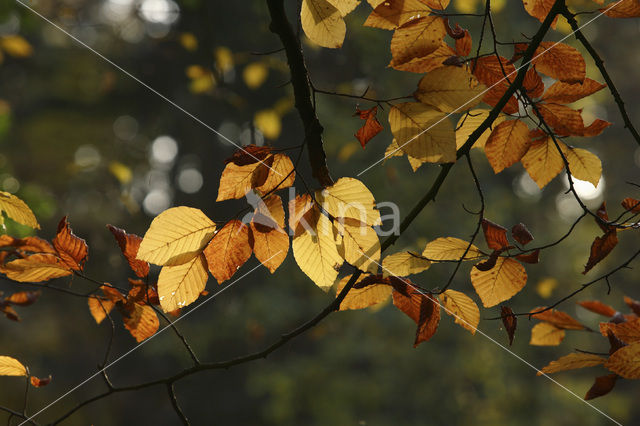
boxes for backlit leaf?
[336,274,392,310]
[563,146,602,188]
[137,207,216,266]
[481,219,509,250]
[522,0,559,26]
[601,0,640,18]
[542,78,606,104]
[454,109,506,150]
[414,66,485,113]
[600,318,640,344]
[530,321,565,346]
[521,133,564,189]
[120,303,159,343]
[422,237,482,261]
[157,254,208,312]
[529,306,585,330]
[605,342,640,379]
[254,154,296,195]
[30,375,52,388]
[535,103,585,137]
[107,225,149,278]
[471,56,519,114]
[2,254,72,283]
[441,289,479,334]
[354,106,384,148]
[364,0,431,30]
[337,219,381,273]
[583,230,618,274]
[585,374,618,400]
[391,44,456,73]
[250,223,289,274]
[216,161,269,201]
[470,257,527,307]
[484,119,530,173]
[53,217,88,271]
[315,177,381,226]
[455,29,471,56]
[393,286,440,346]
[388,102,456,163]
[327,0,360,15]
[88,297,116,324]
[0,191,39,229]
[537,352,605,375]
[0,36,32,58]
[501,305,517,345]
[390,16,447,68]
[382,251,431,277]
[301,0,346,48]
[0,356,27,376]
[4,291,40,307]
[204,220,252,283]
[578,300,616,317]
[529,42,586,84]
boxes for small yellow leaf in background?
[423,237,482,261]
[315,177,381,226]
[530,321,565,346]
[179,33,198,51]
[186,65,215,94]
[254,109,282,139]
[0,191,39,229]
[388,102,455,164]
[414,66,485,113]
[0,356,27,376]
[336,274,391,310]
[440,289,480,334]
[109,161,133,185]
[537,352,606,375]
[0,35,33,58]
[137,206,216,266]
[214,46,234,72]
[243,62,269,89]
[301,0,346,49]
[605,342,640,379]
[470,257,527,307]
[535,277,558,299]
[157,254,208,312]
[381,251,430,278]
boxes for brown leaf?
[454,29,471,56]
[600,317,640,344]
[1,304,19,321]
[535,103,585,137]
[542,78,606,104]
[501,305,517,345]
[354,106,383,148]
[523,68,544,98]
[585,374,618,400]
[529,306,585,330]
[472,56,519,114]
[601,0,640,18]
[583,230,618,274]
[511,223,534,246]
[522,0,559,26]
[621,197,640,213]
[516,250,540,264]
[530,322,565,346]
[596,202,612,233]
[474,249,501,271]
[481,218,509,250]
[4,291,40,306]
[484,119,530,173]
[107,225,149,278]
[624,295,640,316]
[204,220,252,284]
[53,216,88,271]
[392,287,440,347]
[528,42,586,84]
[224,144,272,166]
[578,300,616,317]
[30,375,52,388]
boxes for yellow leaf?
[414,66,485,113]
[301,0,346,49]
[385,139,425,171]
[214,46,234,72]
[122,304,159,343]
[254,154,296,194]
[243,62,269,89]
[0,356,27,376]
[2,254,72,283]
[216,161,269,201]
[336,274,392,310]
[537,352,606,375]
[562,146,602,188]
[455,109,506,150]
[88,297,115,324]
[484,119,531,173]
[390,44,456,74]
[327,0,360,15]
[250,196,289,273]
[530,322,565,346]
[364,0,431,30]
[440,289,480,334]
[179,33,198,51]
[0,191,39,229]
[137,207,216,266]
[157,254,208,312]
[390,16,447,67]
[388,102,455,163]
[315,177,381,226]
[336,219,381,274]
[605,342,640,379]
[423,237,482,261]
[0,36,32,58]
[254,109,281,139]
[109,161,133,185]
[292,210,343,290]
[521,135,564,189]
[535,277,558,299]
[470,257,527,307]
[381,251,430,278]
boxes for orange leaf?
[119,303,159,342]
[481,218,509,250]
[522,0,559,26]
[523,68,544,98]
[390,44,456,73]
[605,342,640,379]
[472,56,519,114]
[537,352,606,375]
[354,106,383,148]
[624,295,640,316]
[600,317,640,344]
[501,305,517,345]
[484,119,530,173]
[520,132,565,189]
[30,375,52,388]
[204,220,252,284]
[454,29,471,56]
[253,154,296,195]
[250,223,289,274]
[392,287,440,347]
[107,225,149,278]
[535,103,585,137]
[578,300,616,317]
[389,16,447,69]
[88,296,116,324]
[516,250,540,264]
[583,231,618,274]
[529,42,586,84]
[621,197,640,213]
[424,0,450,9]
[542,78,606,104]
[4,291,40,306]
[2,254,72,283]
[53,216,88,271]
[585,374,618,400]
[601,0,640,18]
[529,306,585,330]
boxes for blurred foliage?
[0,0,639,424]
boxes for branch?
[266,0,333,187]
[562,7,640,147]
[167,384,189,426]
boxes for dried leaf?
[30,375,52,388]
[393,288,441,347]
[440,289,479,334]
[381,251,430,277]
[530,322,565,346]
[501,306,517,345]
[511,223,534,246]
[470,257,527,307]
[204,220,252,283]
[585,374,618,400]
[4,291,40,306]
[107,225,149,278]
[542,78,606,104]
[53,217,88,271]
[583,231,618,274]
[578,300,616,317]
[481,219,509,250]
[621,197,640,213]
[600,317,640,344]
[537,352,606,375]
[605,341,640,379]
[529,306,585,330]
[336,274,392,310]
[484,119,531,173]
[601,0,640,18]
[354,106,384,148]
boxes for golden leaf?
[157,254,208,312]
[414,66,485,113]
[254,154,296,195]
[137,207,216,266]
[336,274,392,310]
[484,119,531,173]
[121,303,160,343]
[537,353,606,375]
[521,134,564,189]
[216,161,269,201]
[336,219,381,274]
[364,0,431,30]
[562,146,602,188]
[390,16,447,67]
[388,102,456,163]
[301,0,346,49]
[530,322,565,346]
[327,0,360,15]
[381,251,431,278]
[0,191,39,229]
[315,177,381,226]
[88,297,116,325]
[441,289,480,334]
[0,356,27,376]
[423,237,482,261]
[204,220,252,283]
[470,257,527,307]
[3,254,72,283]
[605,342,640,379]
[454,109,506,150]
